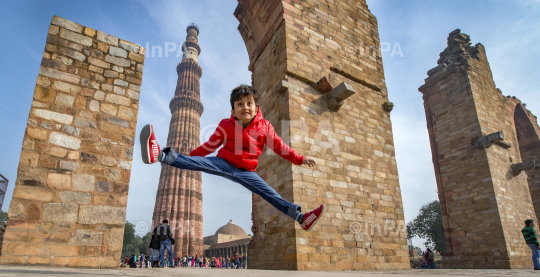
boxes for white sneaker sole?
[140,124,153,164]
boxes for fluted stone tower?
[151,24,204,257]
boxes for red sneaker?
[300,204,325,231]
[140,124,160,164]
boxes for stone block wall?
[235,0,409,270]
[0,16,144,267]
[508,98,540,220]
[419,29,538,269]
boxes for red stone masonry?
[151,24,204,258]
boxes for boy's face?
[232,94,258,125]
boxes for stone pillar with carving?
[151,24,204,258]
[419,29,538,269]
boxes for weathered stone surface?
[94,90,105,100]
[96,181,113,192]
[59,28,92,47]
[84,27,96,37]
[129,84,140,92]
[74,117,97,129]
[119,40,140,53]
[117,106,137,121]
[51,16,83,33]
[52,80,82,94]
[7,202,25,218]
[104,55,130,67]
[39,66,80,84]
[96,31,118,46]
[63,125,81,137]
[118,160,131,170]
[59,160,79,171]
[128,52,144,63]
[114,79,128,87]
[109,46,127,58]
[89,100,99,112]
[107,228,124,251]
[72,174,95,192]
[69,229,103,245]
[55,93,75,107]
[49,147,68,157]
[109,116,129,127]
[105,94,130,106]
[87,57,110,69]
[48,132,81,150]
[43,203,78,222]
[100,103,118,116]
[58,191,91,204]
[13,186,53,202]
[127,89,140,100]
[26,128,47,140]
[113,86,125,95]
[101,156,117,167]
[78,205,126,224]
[47,173,71,190]
[32,109,73,124]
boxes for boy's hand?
[302,158,316,167]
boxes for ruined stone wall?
[0,16,144,267]
[235,0,408,270]
[419,29,538,269]
[508,98,540,220]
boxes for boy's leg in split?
[160,147,237,179]
[233,168,301,221]
[160,146,298,221]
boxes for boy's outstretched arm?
[265,123,317,167]
[188,120,226,156]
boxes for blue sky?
[0,0,539,248]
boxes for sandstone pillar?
[151,24,204,258]
[0,16,145,267]
[235,0,409,270]
[419,29,538,269]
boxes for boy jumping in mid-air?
[140,84,325,231]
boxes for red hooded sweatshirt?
[189,105,304,171]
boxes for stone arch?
[510,100,540,218]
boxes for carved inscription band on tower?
[151,24,204,258]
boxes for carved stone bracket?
[327,82,356,112]
[511,160,535,176]
[383,102,394,112]
[472,131,511,149]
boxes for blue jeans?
[162,148,301,220]
[160,238,173,267]
[529,244,540,268]
[426,260,436,269]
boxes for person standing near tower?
[522,219,540,270]
[141,84,325,231]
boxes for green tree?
[0,211,7,222]
[121,221,150,258]
[407,200,446,255]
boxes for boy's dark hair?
[526,219,534,225]
[230,84,258,109]
[163,219,168,224]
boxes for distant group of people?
[121,219,247,269]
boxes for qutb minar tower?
[151,23,204,257]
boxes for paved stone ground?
[0,266,539,277]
